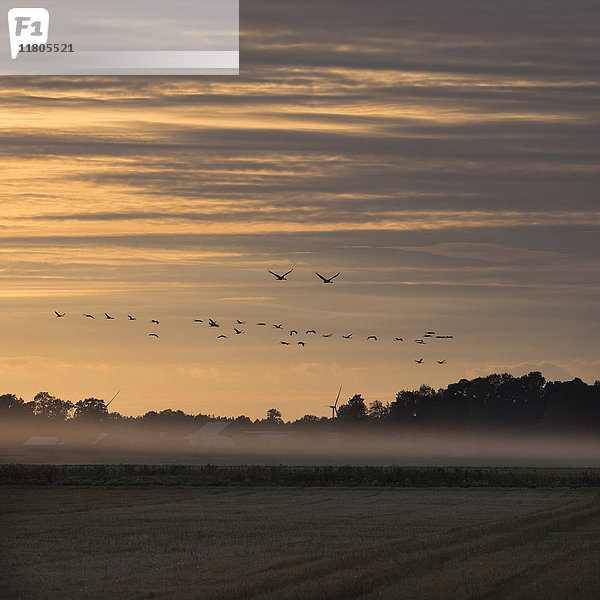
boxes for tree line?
[1,371,599,432]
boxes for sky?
[0,0,598,420]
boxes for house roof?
[183,421,232,440]
[23,436,64,446]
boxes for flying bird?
[306,329,317,334]
[55,311,65,318]
[394,337,403,342]
[83,314,94,319]
[268,268,293,281]
[342,333,353,339]
[415,339,425,344]
[128,315,136,320]
[414,358,424,364]
[234,328,244,334]
[217,334,227,339]
[437,360,446,364]
[367,335,377,341]
[315,271,340,284]
[289,330,298,336]
[297,341,305,346]
[209,319,219,327]
[105,313,114,320]
[426,331,436,335]
[150,319,159,325]
[322,333,333,338]
[149,333,159,338]
[256,322,267,326]
[236,320,245,324]
[194,319,203,323]
[273,324,283,329]
[280,341,290,345]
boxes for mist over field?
[3,417,600,467]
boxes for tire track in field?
[91,493,600,600]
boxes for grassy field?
[3,463,600,487]
[2,485,600,599]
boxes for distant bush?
[1,464,600,488]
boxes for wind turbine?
[106,389,121,409]
[329,385,342,419]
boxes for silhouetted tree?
[33,391,74,421]
[293,414,330,429]
[73,397,108,421]
[367,400,389,420]
[0,393,33,418]
[544,378,600,431]
[336,394,368,424]
[141,409,194,426]
[193,413,211,426]
[389,390,418,422]
[265,408,283,424]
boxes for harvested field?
[2,485,600,599]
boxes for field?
[2,480,600,599]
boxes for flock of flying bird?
[52,269,454,365]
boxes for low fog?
[3,419,600,467]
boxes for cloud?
[390,242,565,263]
[218,296,274,302]
[0,0,597,416]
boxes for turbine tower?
[329,385,342,419]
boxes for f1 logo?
[8,7,49,59]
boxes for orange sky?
[0,1,598,419]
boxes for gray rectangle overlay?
[1,0,239,75]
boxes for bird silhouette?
[209,319,219,327]
[217,334,227,339]
[297,341,305,346]
[194,319,203,323]
[426,331,436,335]
[322,333,333,338]
[280,341,290,345]
[306,329,317,334]
[415,339,425,344]
[273,323,283,329]
[289,330,298,336]
[268,269,293,281]
[394,337,403,341]
[149,333,159,338]
[256,322,267,326]
[236,320,245,324]
[234,328,244,334]
[436,360,446,364]
[414,358,424,364]
[151,319,159,325]
[55,311,65,318]
[128,315,136,320]
[367,335,377,341]
[315,271,340,283]
[83,314,94,319]
[105,313,114,320]
[342,333,353,339]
